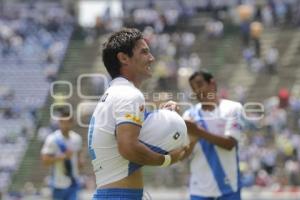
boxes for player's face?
[59,118,72,133]
[190,75,216,103]
[128,39,155,79]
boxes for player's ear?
[210,79,217,91]
[117,52,129,66]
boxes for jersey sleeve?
[41,135,57,155]
[182,109,193,120]
[114,90,145,127]
[224,103,243,142]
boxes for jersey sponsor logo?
[232,122,241,130]
[125,113,142,125]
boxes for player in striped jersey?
[183,70,243,200]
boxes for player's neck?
[120,73,142,88]
[61,130,70,138]
[201,98,219,111]
[131,78,142,88]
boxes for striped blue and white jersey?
[41,130,82,189]
[183,99,243,197]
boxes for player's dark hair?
[57,107,70,118]
[189,70,214,84]
[102,28,143,78]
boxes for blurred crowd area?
[0,1,74,194]
[1,0,300,198]
[239,90,300,188]
[86,0,300,91]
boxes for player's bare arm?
[77,150,84,170]
[116,123,187,166]
[41,150,72,166]
[185,120,237,151]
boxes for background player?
[183,70,243,200]
[41,110,83,200]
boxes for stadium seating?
[0,2,73,194]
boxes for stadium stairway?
[226,29,279,101]
[246,29,300,102]
[190,26,243,87]
[9,33,101,192]
[194,34,240,75]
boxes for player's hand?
[185,120,204,138]
[180,140,198,161]
[160,101,180,113]
[65,150,73,159]
[169,146,188,164]
[56,154,67,161]
[56,150,72,161]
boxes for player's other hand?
[169,146,188,164]
[64,150,73,159]
[160,101,180,113]
[185,120,205,139]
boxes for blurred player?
[41,110,83,200]
[183,70,243,200]
[88,28,186,200]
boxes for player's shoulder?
[221,99,242,109]
[110,85,144,103]
[188,103,201,113]
[43,130,60,144]
[220,99,243,117]
[70,131,82,141]
[183,103,200,118]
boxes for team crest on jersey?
[125,113,142,125]
[232,122,241,130]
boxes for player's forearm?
[181,140,197,160]
[118,142,165,166]
[42,157,56,166]
[41,155,64,166]
[185,121,236,150]
[77,152,84,170]
[200,131,236,150]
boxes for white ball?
[139,109,189,153]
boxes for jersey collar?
[110,76,135,87]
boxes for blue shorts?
[53,183,79,200]
[92,188,143,200]
[191,190,241,200]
